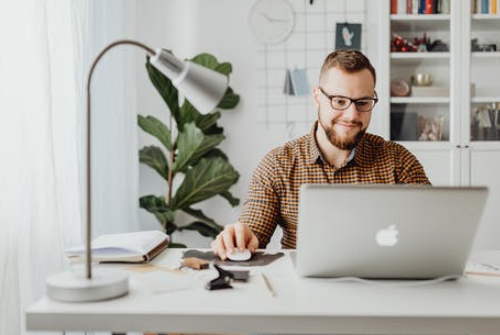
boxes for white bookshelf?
[380,0,500,249]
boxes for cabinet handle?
[456,145,462,148]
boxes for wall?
[134,0,382,246]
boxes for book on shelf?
[393,0,450,14]
[65,230,170,263]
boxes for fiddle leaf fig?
[139,52,240,243]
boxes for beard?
[320,113,366,150]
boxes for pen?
[261,273,275,297]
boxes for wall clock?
[249,0,295,44]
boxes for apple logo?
[375,224,399,247]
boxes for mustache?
[333,119,363,127]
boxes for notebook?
[294,184,488,279]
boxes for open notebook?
[65,230,169,263]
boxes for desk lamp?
[46,40,228,302]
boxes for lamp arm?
[85,40,155,279]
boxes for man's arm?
[211,150,281,258]
[395,144,432,185]
[239,150,281,247]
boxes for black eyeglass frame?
[319,87,379,113]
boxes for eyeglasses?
[319,87,378,113]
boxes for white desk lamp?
[46,40,228,302]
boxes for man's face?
[313,67,375,150]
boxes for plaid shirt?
[239,122,431,249]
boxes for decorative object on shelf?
[46,39,230,303]
[335,23,362,50]
[390,78,411,96]
[471,103,500,141]
[428,39,449,51]
[391,33,449,52]
[417,114,444,141]
[249,0,296,44]
[471,38,497,52]
[411,73,433,86]
[138,52,241,248]
[391,34,418,52]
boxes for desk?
[27,250,500,334]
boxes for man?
[212,49,430,260]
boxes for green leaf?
[203,148,228,161]
[168,242,187,248]
[220,190,240,207]
[138,115,172,151]
[178,101,221,134]
[215,62,232,75]
[173,123,225,173]
[139,195,176,225]
[177,99,199,131]
[145,56,181,124]
[179,221,222,238]
[183,207,219,228]
[171,157,240,210]
[139,146,169,180]
[196,111,221,133]
[190,53,218,70]
[217,87,240,109]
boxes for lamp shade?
[150,49,228,113]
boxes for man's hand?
[211,222,259,260]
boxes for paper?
[284,68,310,96]
[466,262,500,278]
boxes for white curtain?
[0,1,138,334]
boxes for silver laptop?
[295,184,488,279]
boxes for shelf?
[471,97,500,103]
[391,97,450,104]
[471,52,500,58]
[391,52,450,59]
[390,14,450,21]
[472,14,500,20]
[395,141,453,150]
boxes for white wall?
[134,0,382,246]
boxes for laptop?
[294,184,488,279]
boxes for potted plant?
[138,52,240,247]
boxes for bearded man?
[212,49,431,259]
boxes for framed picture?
[335,23,362,50]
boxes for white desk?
[27,250,500,334]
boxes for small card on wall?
[284,68,310,96]
[335,23,362,50]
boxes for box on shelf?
[411,86,449,97]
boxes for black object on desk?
[206,264,234,290]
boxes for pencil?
[261,273,275,297]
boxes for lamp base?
[46,268,129,302]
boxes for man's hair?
[319,49,376,85]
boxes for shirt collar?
[307,121,369,167]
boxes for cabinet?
[379,0,500,249]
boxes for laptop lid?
[295,184,488,279]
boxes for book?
[65,230,170,263]
[466,262,500,278]
[391,0,398,14]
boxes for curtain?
[0,1,138,334]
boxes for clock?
[249,0,295,45]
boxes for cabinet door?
[470,149,500,249]
[467,12,500,143]
[410,147,459,186]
